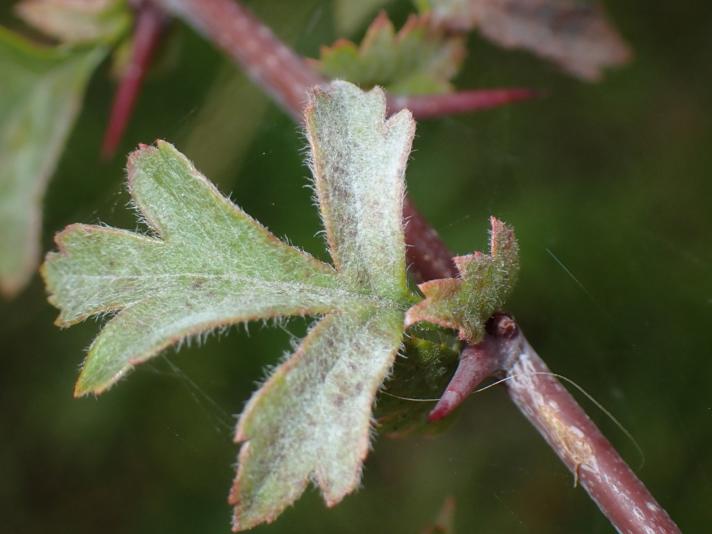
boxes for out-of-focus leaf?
[16,0,131,44]
[314,11,465,95]
[406,217,519,344]
[42,81,416,530]
[333,0,394,35]
[419,0,631,81]
[182,63,269,185]
[375,323,460,436]
[0,28,104,297]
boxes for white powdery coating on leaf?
[42,81,417,530]
[306,80,415,300]
[231,309,403,530]
[229,82,416,530]
[44,141,350,395]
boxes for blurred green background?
[1,0,710,532]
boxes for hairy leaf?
[315,11,465,95]
[419,0,631,81]
[406,217,519,343]
[16,0,131,44]
[231,308,404,529]
[0,29,104,297]
[45,140,350,394]
[231,81,415,530]
[42,81,416,529]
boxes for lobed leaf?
[0,28,104,297]
[315,11,465,95]
[230,81,415,529]
[44,141,350,395]
[306,80,414,298]
[231,308,404,529]
[419,0,631,81]
[406,217,519,343]
[42,81,418,529]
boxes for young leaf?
[418,0,631,81]
[0,29,104,297]
[314,11,465,95]
[406,217,519,344]
[42,81,416,530]
[16,0,131,44]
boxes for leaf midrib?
[59,271,412,310]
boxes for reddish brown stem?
[428,340,501,421]
[389,88,541,119]
[404,199,457,282]
[491,315,680,533]
[102,1,167,158]
[149,1,680,531]
[156,0,323,120]
[153,0,536,121]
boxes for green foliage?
[375,323,461,436]
[0,28,104,297]
[43,81,420,530]
[16,0,131,44]
[44,140,346,394]
[406,217,519,344]
[315,11,465,95]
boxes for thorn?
[428,389,463,422]
[428,341,501,422]
[101,2,168,159]
[389,88,543,119]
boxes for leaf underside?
[42,81,416,530]
[419,0,631,81]
[0,28,104,297]
[315,11,465,95]
[375,323,461,436]
[406,217,519,344]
